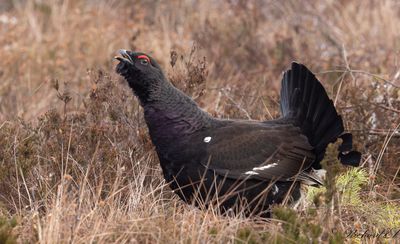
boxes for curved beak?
[114,49,134,64]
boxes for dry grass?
[0,0,399,243]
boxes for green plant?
[0,217,17,244]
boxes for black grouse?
[115,49,361,217]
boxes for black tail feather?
[338,133,353,151]
[280,62,361,168]
[339,133,361,166]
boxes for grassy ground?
[0,0,399,243]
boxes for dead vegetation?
[0,0,399,243]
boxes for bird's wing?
[194,121,316,181]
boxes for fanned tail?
[280,62,361,168]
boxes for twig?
[373,104,400,114]
[221,89,252,119]
[348,129,400,137]
[319,69,400,88]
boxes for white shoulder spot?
[272,185,279,195]
[253,162,278,171]
[203,136,212,143]
[245,171,259,175]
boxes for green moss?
[0,217,18,244]
[307,168,368,207]
[374,203,400,229]
[306,222,323,240]
[208,227,218,236]
[336,168,368,206]
[272,207,307,243]
[328,231,345,244]
[306,186,326,207]
[235,228,258,244]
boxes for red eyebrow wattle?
[137,55,150,63]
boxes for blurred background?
[0,0,399,243]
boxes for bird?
[115,49,361,217]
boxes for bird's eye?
[140,59,148,65]
[137,55,151,66]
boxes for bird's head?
[115,49,165,102]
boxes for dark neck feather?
[128,77,158,104]
[141,82,212,143]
